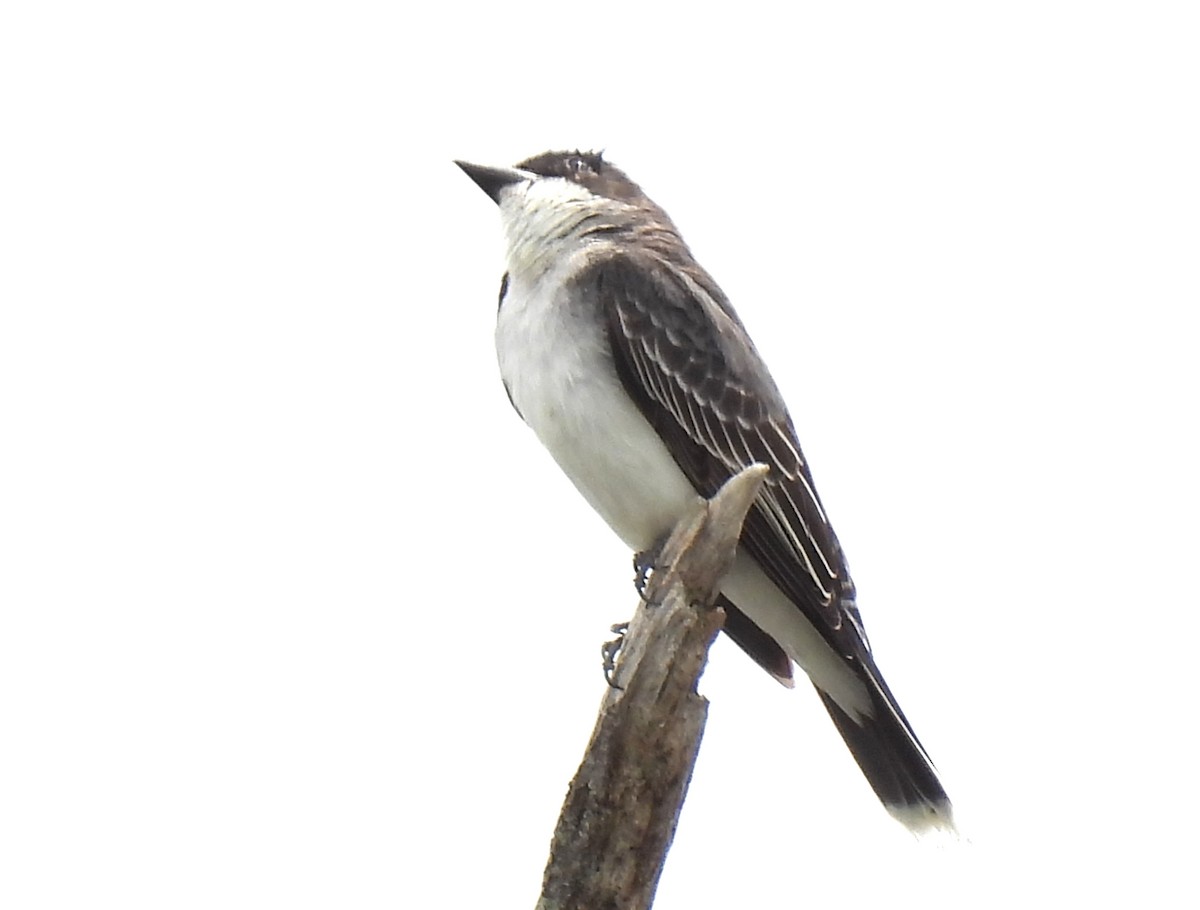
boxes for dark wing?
[573,250,869,663]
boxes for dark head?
[455,150,681,279]
[455,149,650,208]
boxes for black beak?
[454,160,528,204]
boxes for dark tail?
[815,662,956,834]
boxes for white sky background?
[3,1,1198,906]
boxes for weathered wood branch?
[536,464,769,910]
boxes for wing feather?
[575,250,867,662]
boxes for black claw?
[601,621,630,689]
[633,538,666,601]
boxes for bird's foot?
[633,539,667,605]
[601,621,629,689]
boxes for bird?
[456,149,954,834]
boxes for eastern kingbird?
[456,150,954,834]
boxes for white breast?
[495,254,700,552]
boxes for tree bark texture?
[536,464,769,910]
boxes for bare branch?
[537,464,769,910]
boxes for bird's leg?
[632,534,670,604]
[604,535,672,687]
[601,622,629,689]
